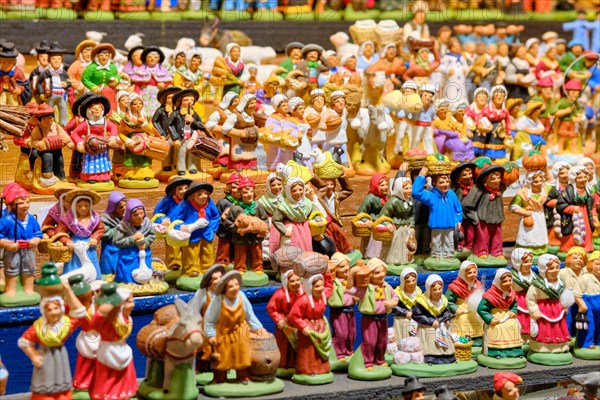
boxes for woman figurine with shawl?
[445,260,484,347]
[258,172,284,259]
[288,272,334,385]
[526,254,574,365]
[479,85,510,161]
[99,191,127,275]
[356,174,389,259]
[269,177,317,253]
[221,43,248,96]
[136,47,172,116]
[55,189,104,281]
[510,248,536,342]
[477,268,525,369]
[544,161,570,251]
[113,199,156,285]
[465,87,489,157]
[40,188,71,240]
[392,267,421,342]
[267,269,304,377]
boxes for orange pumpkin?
[522,144,547,171]
[473,156,493,177]
[502,161,520,186]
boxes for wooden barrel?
[248,332,280,382]
[270,245,302,273]
[292,251,329,278]
[136,304,178,360]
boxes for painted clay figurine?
[355,174,389,260]
[99,191,127,275]
[215,173,242,266]
[561,246,588,336]
[401,376,425,400]
[510,248,536,343]
[573,251,600,359]
[137,47,172,117]
[493,372,523,400]
[393,268,421,342]
[81,44,120,111]
[37,43,71,126]
[0,42,29,106]
[450,162,476,254]
[153,87,182,178]
[545,162,571,254]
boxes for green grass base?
[527,350,573,366]
[2,9,38,20]
[203,379,285,398]
[150,11,182,20]
[219,10,252,21]
[138,362,199,400]
[387,263,417,276]
[276,368,295,378]
[573,347,600,360]
[252,9,284,20]
[77,180,114,192]
[196,370,236,386]
[343,5,380,21]
[391,360,478,378]
[348,347,392,381]
[41,8,77,19]
[118,178,159,189]
[477,354,527,369]
[547,245,560,254]
[292,372,334,385]
[81,10,115,20]
[283,11,314,21]
[315,9,342,21]
[0,291,40,307]
[468,254,508,267]
[329,350,351,372]
[242,271,269,287]
[115,11,152,20]
[176,275,202,291]
[424,256,461,271]
[181,10,215,19]
[72,390,90,400]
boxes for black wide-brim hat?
[157,86,182,105]
[435,386,458,400]
[79,94,111,118]
[141,46,165,65]
[172,88,200,108]
[476,164,505,186]
[0,42,19,58]
[127,45,145,62]
[71,92,96,116]
[402,376,425,395]
[47,42,66,55]
[450,161,476,184]
[200,264,227,289]
[165,177,193,195]
[35,40,50,54]
[184,181,214,201]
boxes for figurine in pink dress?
[136,47,172,116]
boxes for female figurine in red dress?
[88,283,137,400]
[288,272,334,384]
[510,248,536,343]
[267,269,304,376]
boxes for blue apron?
[99,240,120,275]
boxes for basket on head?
[405,148,428,171]
[166,220,190,247]
[425,154,452,176]
[375,20,402,49]
[372,216,394,241]
[351,212,372,237]
[308,210,327,236]
[349,20,378,46]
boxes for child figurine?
[37,42,71,126]
[573,251,600,359]
[493,372,523,400]
[99,191,127,275]
[347,258,398,380]
[450,162,476,253]
[407,84,437,154]
[223,177,269,287]
[412,159,463,270]
[462,163,508,267]
[288,271,335,385]
[356,174,389,260]
[203,271,272,388]
[477,268,526,369]
[327,253,356,370]
[113,199,156,286]
[267,269,303,377]
[510,248,536,343]
[215,173,242,266]
[70,94,119,192]
[88,283,138,400]
[18,273,86,399]
[392,267,421,342]
[526,254,574,365]
[171,182,220,290]
[29,103,74,193]
[0,183,42,307]
[557,166,594,256]
[446,260,484,348]
[545,162,571,254]
[153,87,182,178]
[561,246,587,336]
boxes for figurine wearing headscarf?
[81,44,121,111]
[99,191,127,275]
[544,161,571,253]
[205,91,238,177]
[446,260,484,346]
[356,41,379,74]
[40,188,72,239]
[393,267,421,341]
[356,174,390,259]
[221,93,260,173]
[263,94,290,167]
[510,248,536,341]
[283,97,312,167]
[466,87,489,157]
[557,166,594,254]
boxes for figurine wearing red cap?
[493,372,522,400]
[0,183,42,307]
[554,79,584,154]
[215,172,243,266]
[223,177,269,287]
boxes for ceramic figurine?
[296,44,330,97]
[578,158,597,190]
[557,166,594,256]
[304,89,328,149]
[173,51,205,120]
[553,79,584,155]
[401,376,425,400]
[545,162,571,254]
[64,93,96,183]
[320,90,352,173]
[573,251,600,359]
[510,248,536,343]
[40,188,72,243]
[137,47,172,116]
[450,162,476,254]
[346,258,397,380]
[88,283,138,400]
[462,163,508,267]
[514,102,549,161]
[215,173,242,266]
[262,94,291,168]
[54,189,104,283]
[477,85,510,161]
[99,191,127,276]
[526,254,574,365]
[493,372,523,400]
[170,182,220,291]
[18,274,86,399]
[267,269,303,377]
[205,92,239,180]
[406,84,436,154]
[446,260,484,349]
[67,40,96,102]
[301,183,337,257]
[13,102,39,190]
[29,104,75,194]
[412,158,463,271]
[466,87,490,157]
[288,271,335,385]
[223,177,269,287]
[70,94,119,191]
[283,98,313,168]
[433,100,474,162]
[384,81,422,156]
[0,183,42,307]
[122,45,146,87]
[364,44,406,107]
[258,172,284,260]
[561,246,587,335]
[477,268,526,369]
[36,43,70,126]
[204,271,284,397]
[392,268,421,343]
[82,44,120,111]
[108,91,129,181]
[211,43,248,98]
[355,174,389,259]
[435,386,459,400]
[29,41,50,104]
[278,42,304,79]
[0,42,29,106]
[153,87,182,178]
[528,77,555,136]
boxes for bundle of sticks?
[0,105,29,138]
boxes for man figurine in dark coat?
[37,42,71,126]
[223,176,269,287]
[215,172,242,266]
[152,86,182,173]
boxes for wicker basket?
[166,220,190,248]
[151,213,167,240]
[406,155,427,171]
[454,341,473,361]
[46,233,72,263]
[349,21,377,46]
[351,212,372,237]
[308,210,327,236]
[375,20,402,48]
[372,216,394,241]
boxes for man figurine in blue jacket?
[411,156,463,271]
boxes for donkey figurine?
[199,17,253,54]
[354,105,393,176]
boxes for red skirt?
[535,298,570,344]
[72,354,95,390]
[295,318,330,375]
[275,326,296,370]
[269,220,312,254]
[559,208,593,253]
[515,290,531,336]
[89,360,137,400]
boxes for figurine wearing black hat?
[29,40,50,103]
[402,376,425,400]
[0,42,29,106]
[152,86,181,177]
[137,46,172,117]
[435,386,458,400]
[278,42,305,78]
[37,42,71,126]
[63,92,95,181]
